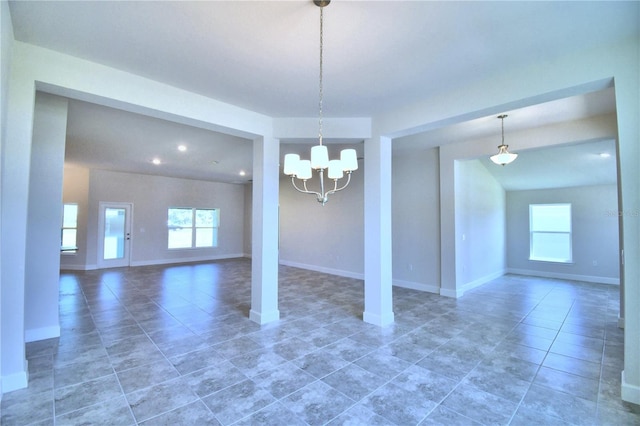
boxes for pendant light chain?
[318,6,324,146]
[498,114,507,145]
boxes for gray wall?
[62,168,247,269]
[278,152,364,278]
[455,159,507,290]
[392,147,441,291]
[243,184,253,257]
[506,184,620,284]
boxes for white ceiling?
[64,100,255,184]
[9,1,636,187]
[395,88,619,190]
[478,139,618,192]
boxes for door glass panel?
[103,207,126,260]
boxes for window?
[61,203,78,253]
[168,207,219,249]
[529,203,572,263]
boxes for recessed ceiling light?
[152,158,161,165]
[239,170,246,176]
[599,152,611,158]
[178,145,187,152]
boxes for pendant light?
[283,0,358,205]
[490,114,518,166]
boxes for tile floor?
[2,258,640,425]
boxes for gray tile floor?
[2,258,640,425]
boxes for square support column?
[1,64,32,393]
[25,93,67,343]
[250,136,280,324]
[363,135,394,326]
[617,74,640,405]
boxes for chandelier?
[283,0,358,206]
[490,114,518,165]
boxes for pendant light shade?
[283,154,300,176]
[310,145,329,169]
[297,160,313,180]
[490,146,518,166]
[340,149,358,172]
[328,160,343,179]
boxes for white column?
[1,58,32,393]
[250,135,280,324]
[618,72,640,404]
[363,135,394,326]
[24,93,67,342]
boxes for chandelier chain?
[318,6,324,145]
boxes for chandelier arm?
[290,177,322,199]
[324,172,352,197]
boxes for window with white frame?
[529,203,572,263]
[61,203,79,253]
[168,207,219,249]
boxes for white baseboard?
[249,309,280,324]
[130,253,245,267]
[60,253,246,271]
[1,361,28,394]
[439,270,507,298]
[507,268,619,285]
[60,264,88,271]
[60,263,97,271]
[63,256,247,271]
[363,310,395,327]
[440,287,464,298]
[25,325,60,343]
[622,370,640,405]
[278,260,364,280]
[461,270,507,293]
[393,279,440,294]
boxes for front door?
[98,202,132,268]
